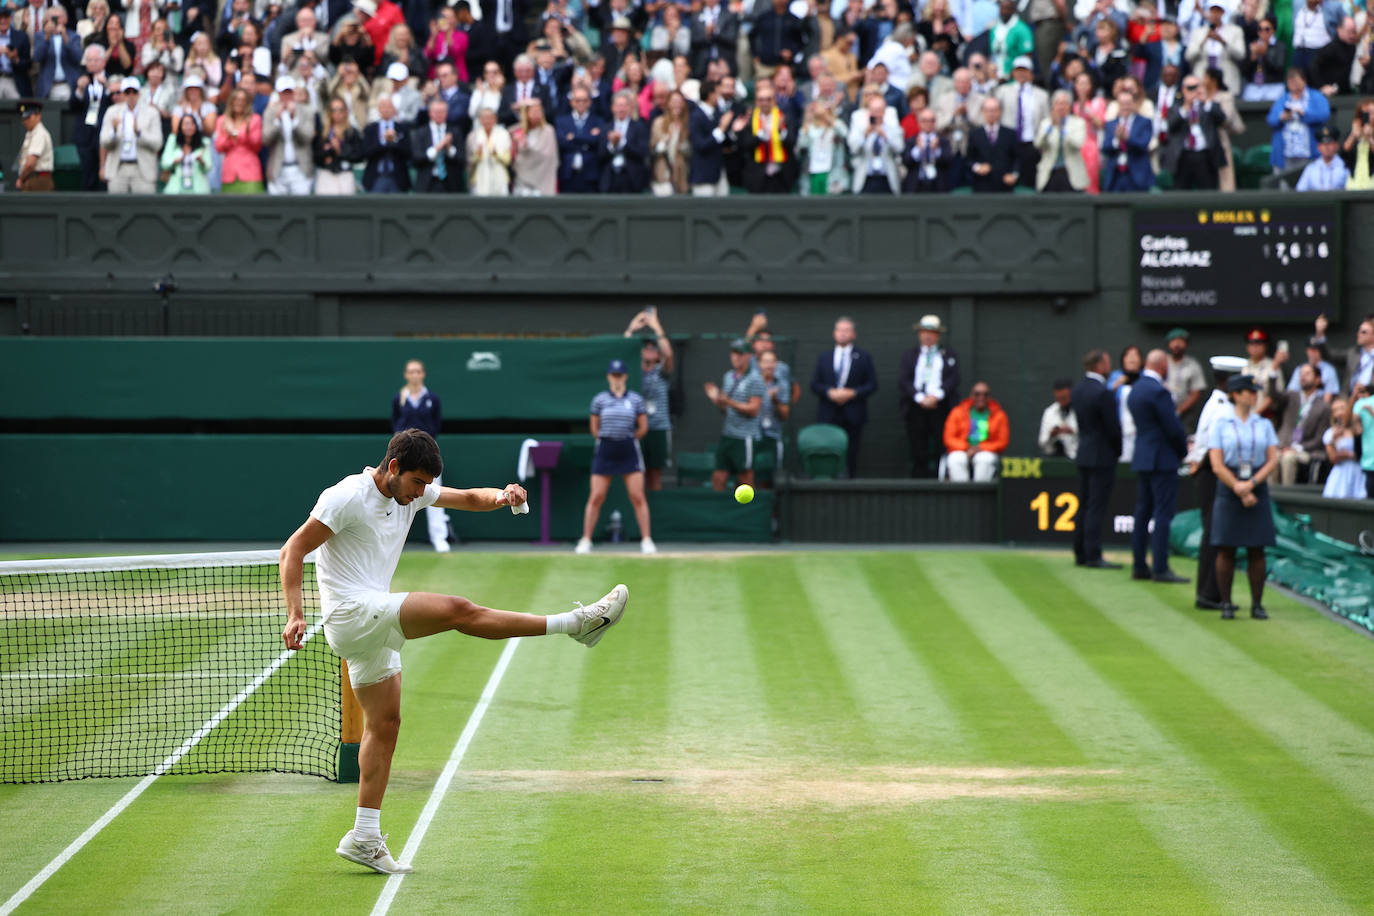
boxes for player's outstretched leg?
[398,586,629,647]
[566,584,629,648]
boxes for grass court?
[3,548,1374,914]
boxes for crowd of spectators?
[6,0,1373,193]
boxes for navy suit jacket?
[688,103,725,184]
[33,29,80,99]
[1132,40,1184,96]
[554,112,607,187]
[70,80,112,146]
[2,27,33,97]
[966,124,1019,192]
[598,117,650,193]
[811,347,878,426]
[1100,114,1156,192]
[1071,374,1122,469]
[361,121,412,191]
[1126,374,1187,472]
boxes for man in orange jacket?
[943,380,1010,481]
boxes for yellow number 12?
[1029,491,1080,532]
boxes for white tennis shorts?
[322,591,409,688]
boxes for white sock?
[355,806,381,838]
[544,610,580,635]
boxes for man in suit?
[100,76,162,193]
[0,6,33,99]
[898,314,960,478]
[71,46,111,191]
[689,78,734,195]
[1133,15,1184,96]
[967,96,1020,191]
[263,78,316,195]
[848,94,903,194]
[361,97,412,192]
[737,78,797,193]
[933,67,984,159]
[555,86,606,192]
[1127,349,1190,583]
[902,109,956,192]
[1100,87,1155,192]
[1034,90,1088,192]
[278,6,328,72]
[503,54,551,126]
[1185,1,1245,97]
[599,90,649,193]
[432,62,472,139]
[690,0,739,78]
[995,56,1048,189]
[411,97,464,192]
[1164,74,1226,190]
[1072,349,1123,569]
[810,316,878,478]
[1275,362,1333,485]
[32,7,80,101]
[1313,313,1374,398]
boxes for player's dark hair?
[383,429,443,477]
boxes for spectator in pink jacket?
[214,86,264,192]
[425,6,469,81]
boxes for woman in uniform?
[1207,375,1280,619]
[576,359,656,555]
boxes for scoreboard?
[1133,204,1341,323]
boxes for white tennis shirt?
[309,467,440,616]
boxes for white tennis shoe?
[641,537,657,554]
[569,584,629,648]
[575,537,593,555]
[336,830,413,875]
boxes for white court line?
[370,637,522,916]
[0,622,325,916]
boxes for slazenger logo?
[466,352,501,371]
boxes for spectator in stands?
[101,75,162,192]
[1185,1,1244,96]
[173,76,217,140]
[1101,84,1155,191]
[821,28,860,97]
[214,86,264,192]
[689,78,733,195]
[263,77,315,195]
[690,0,738,79]
[36,7,82,102]
[377,61,421,123]
[73,46,112,190]
[650,89,693,195]
[1311,17,1359,97]
[1164,327,1206,430]
[1276,363,1333,485]
[1164,72,1225,189]
[968,96,1019,191]
[1090,19,1130,91]
[0,7,32,100]
[706,339,766,492]
[1296,124,1350,189]
[1358,389,1374,496]
[1290,0,1337,78]
[280,6,324,73]
[412,97,463,192]
[1070,72,1105,194]
[989,0,1032,79]
[918,0,963,72]
[771,63,804,127]
[869,23,917,92]
[425,6,468,81]
[575,359,654,555]
[159,113,213,193]
[1129,348,1189,584]
[599,90,649,193]
[1039,378,1079,458]
[1151,62,1181,150]
[750,0,805,82]
[848,92,903,193]
[392,359,454,552]
[625,308,675,491]
[380,24,424,88]
[1072,348,1122,569]
[900,85,930,140]
[330,16,373,73]
[76,0,108,43]
[902,107,955,192]
[1239,17,1285,101]
[1287,335,1341,399]
[556,85,605,191]
[1343,100,1374,190]
[467,105,512,194]
[934,66,984,155]
[1135,14,1182,97]
[1267,68,1331,174]
[361,96,410,192]
[353,0,402,68]
[98,14,135,77]
[1202,67,1245,191]
[312,98,363,195]
[811,316,877,479]
[651,5,691,59]
[512,96,557,195]
[15,102,54,191]
[1208,374,1279,618]
[738,77,798,193]
[1035,89,1088,192]
[1312,313,1374,398]
[913,51,952,102]
[185,32,223,92]
[943,381,1009,482]
[1322,398,1367,498]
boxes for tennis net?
[0,550,340,784]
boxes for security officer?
[1187,355,1246,611]
[16,102,54,191]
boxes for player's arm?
[279,517,335,650]
[434,483,527,512]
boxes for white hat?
[275,75,296,92]
[119,74,141,92]
[1012,55,1034,71]
[353,0,376,16]
[182,74,205,90]
[386,61,409,81]
[915,314,946,333]
[1208,355,1248,374]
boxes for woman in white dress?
[1322,398,1367,499]
[467,106,512,196]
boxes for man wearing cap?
[1295,125,1349,190]
[705,339,767,493]
[263,76,315,194]
[995,55,1047,188]
[1240,328,1287,417]
[1128,349,1190,584]
[411,97,463,192]
[16,102,54,191]
[100,75,161,193]
[0,6,33,99]
[1187,355,1243,609]
[1164,328,1206,430]
[810,316,877,479]
[378,60,421,123]
[1185,1,1244,98]
[1286,335,1340,399]
[1072,349,1122,569]
[899,315,960,479]
[989,0,1032,78]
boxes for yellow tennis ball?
[734,484,755,504]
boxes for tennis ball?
[734,484,754,504]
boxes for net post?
[338,660,363,783]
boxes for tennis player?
[280,428,628,875]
